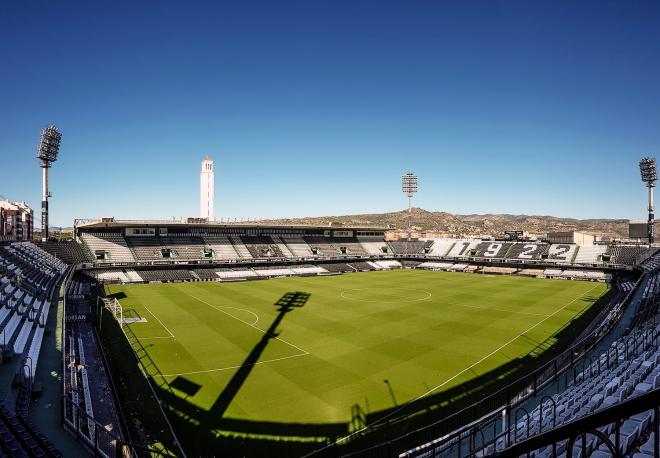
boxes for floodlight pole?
[41,166,49,242]
[37,125,62,242]
[407,194,413,233]
[640,157,657,245]
[401,172,418,238]
[647,182,655,245]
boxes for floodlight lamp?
[640,157,657,184]
[402,172,418,197]
[37,125,62,166]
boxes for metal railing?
[62,266,178,457]
[413,324,660,458]
[63,396,171,458]
[497,388,660,458]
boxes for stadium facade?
[0,199,33,242]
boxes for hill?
[251,208,630,238]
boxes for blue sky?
[1,1,659,227]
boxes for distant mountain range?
[252,208,631,239]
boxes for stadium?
[3,3,660,458]
[2,128,660,458]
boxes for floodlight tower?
[37,125,62,242]
[640,157,657,245]
[402,172,418,230]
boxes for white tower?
[200,155,215,221]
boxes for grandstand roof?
[75,219,388,232]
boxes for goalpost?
[99,297,124,330]
[109,297,123,328]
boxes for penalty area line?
[142,305,176,339]
[444,302,550,317]
[155,352,311,377]
[188,293,310,355]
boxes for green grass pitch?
[105,270,609,428]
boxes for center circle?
[340,287,432,303]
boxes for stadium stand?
[560,269,612,281]
[506,242,549,260]
[240,236,285,258]
[425,239,455,257]
[68,224,654,274]
[473,241,513,258]
[642,253,660,272]
[304,237,341,257]
[608,245,658,266]
[125,236,164,260]
[281,237,314,257]
[158,235,206,260]
[519,268,546,277]
[229,236,252,258]
[134,269,195,282]
[0,242,68,456]
[620,280,635,294]
[388,240,432,255]
[547,243,578,262]
[358,238,390,255]
[215,268,257,279]
[124,269,143,282]
[83,269,129,283]
[304,237,367,257]
[36,241,88,265]
[482,266,517,274]
[66,280,90,300]
[0,402,61,457]
[193,268,220,280]
[446,240,481,257]
[484,321,660,457]
[252,266,294,277]
[544,267,563,277]
[201,235,241,260]
[418,261,456,270]
[371,260,402,270]
[346,261,376,271]
[321,263,355,273]
[80,233,135,262]
[574,244,607,264]
[271,236,294,257]
[289,265,328,275]
[64,278,125,457]
[330,238,367,256]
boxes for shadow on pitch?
[142,285,617,457]
[148,291,335,455]
[208,291,311,418]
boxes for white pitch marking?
[340,287,432,303]
[156,352,311,377]
[188,294,309,355]
[143,305,175,339]
[217,306,260,326]
[444,302,551,317]
[138,336,176,340]
[323,283,601,448]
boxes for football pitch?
[105,270,609,428]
